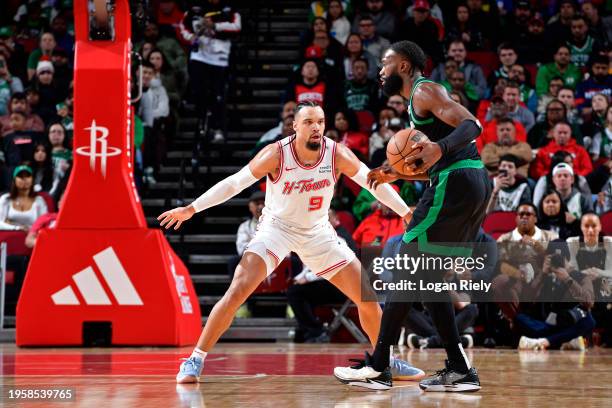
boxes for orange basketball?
[386,128,429,175]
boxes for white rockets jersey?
[262,136,337,229]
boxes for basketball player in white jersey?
[158,101,425,383]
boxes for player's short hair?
[388,40,426,72]
[294,101,321,117]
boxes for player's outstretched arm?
[335,143,411,221]
[406,82,482,174]
[158,143,279,230]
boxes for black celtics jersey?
[406,76,481,175]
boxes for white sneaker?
[518,336,548,350]
[560,336,586,351]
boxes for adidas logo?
[51,246,143,306]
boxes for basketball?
[386,128,429,175]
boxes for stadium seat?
[335,210,356,234]
[355,110,375,134]
[0,231,31,256]
[37,192,56,213]
[253,257,291,294]
[482,211,517,239]
[601,211,612,236]
[467,51,498,79]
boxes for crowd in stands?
[253,0,612,348]
[1,1,611,349]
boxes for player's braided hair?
[389,41,426,72]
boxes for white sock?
[190,348,207,360]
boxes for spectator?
[395,0,443,64]
[300,17,329,54]
[575,54,612,115]
[344,58,379,112]
[286,59,338,113]
[50,15,74,55]
[0,53,23,116]
[529,99,582,148]
[141,20,187,75]
[255,101,297,148]
[536,76,565,117]
[386,94,408,121]
[581,92,609,139]
[446,70,478,111]
[581,1,611,46]
[531,122,593,179]
[148,48,184,111]
[557,87,581,126]
[502,0,532,43]
[477,76,508,122]
[355,14,390,61]
[342,33,379,80]
[0,165,48,231]
[0,92,44,137]
[180,1,241,142]
[489,43,518,86]
[352,172,416,221]
[334,109,368,160]
[567,14,601,69]
[567,211,612,346]
[494,203,558,321]
[590,104,612,162]
[3,111,42,169]
[544,0,577,48]
[31,141,59,195]
[251,115,294,158]
[48,122,71,179]
[27,32,56,81]
[533,150,592,208]
[487,82,535,133]
[352,0,396,40]
[537,188,581,240]
[309,0,352,23]
[352,199,405,248]
[236,191,265,258]
[431,39,487,99]
[157,0,186,35]
[535,44,582,97]
[508,63,537,113]
[481,118,532,177]
[32,60,62,125]
[50,48,71,95]
[446,3,485,51]
[326,0,351,46]
[0,26,28,83]
[139,41,155,61]
[550,162,594,220]
[310,30,344,81]
[486,154,532,213]
[140,61,170,123]
[596,176,611,214]
[287,208,356,343]
[463,0,498,47]
[513,15,548,65]
[449,90,469,109]
[478,97,528,151]
[369,109,400,162]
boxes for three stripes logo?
[51,247,143,306]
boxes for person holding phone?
[486,154,532,213]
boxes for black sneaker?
[419,360,481,392]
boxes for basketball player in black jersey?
[334,41,491,391]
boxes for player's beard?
[382,73,404,97]
[306,141,321,151]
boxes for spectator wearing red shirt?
[477,97,527,151]
[531,121,593,179]
[334,109,368,161]
[352,189,405,248]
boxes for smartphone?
[498,169,508,177]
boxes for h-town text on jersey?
[282,179,332,195]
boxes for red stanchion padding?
[16,0,201,345]
[17,229,201,345]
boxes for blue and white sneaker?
[390,357,426,381]
[176,356,204,384]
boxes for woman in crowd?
[342,33,378,80]
[537,188,581,240]
[31,141,59,195]
[326,0,350,46]
[0,165,48,231]
[148,48,184,110]
[334,109,368,161]
[581,93,609,139]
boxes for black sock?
[371,300,411,372]
[424,301,470,373]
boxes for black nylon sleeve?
[437,119,482,156]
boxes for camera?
[550,253,565,269]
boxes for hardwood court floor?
[1,343,610,407]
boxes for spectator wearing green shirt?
[535,44,581,97]
[352,182,417,221]
[27,32,56,81]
